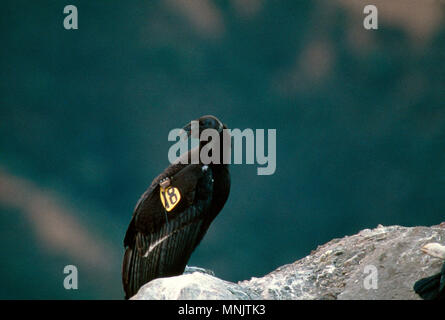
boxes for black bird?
[122,115,231,299]
[413,243,445,300]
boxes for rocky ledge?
[131,223,445,300]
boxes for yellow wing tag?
[160,186,181,212]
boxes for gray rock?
[183,266,215,276]
[132,223,445,300]
[131,272,260,300]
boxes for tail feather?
[122,247,145,299]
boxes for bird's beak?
[182,122,191,136]
[182,120,200,139]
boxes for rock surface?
[132,224,445,300]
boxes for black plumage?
[413,262,445,300]
[122,115,230,299]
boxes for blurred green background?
[1,0,444,299]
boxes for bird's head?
[421,243,445,260]
[181,115,230,165]
[182,115,225,138]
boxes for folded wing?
[122,164,213,299]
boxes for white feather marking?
[143,233,172,257]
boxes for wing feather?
[122,164,213,299]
